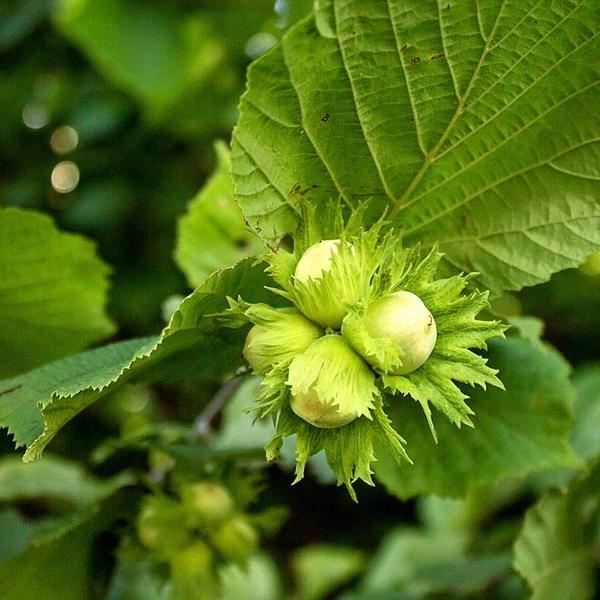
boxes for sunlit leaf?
[0,207,115,378]
[175,142,265,287]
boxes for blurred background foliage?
[0,0,599,598]
[0,0,309,336]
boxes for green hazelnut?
[287,334,377,429]
[294,239,342,283]
[243,306,322,373]
[210,515,259,561]
[290,386,358,428]
[360,291,437,374]
[137,496,191,559]
[293,240,362,328]
[580,250,600,276]
[170,541,215,600]
[181,481,235,526]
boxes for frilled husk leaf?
[287,334,376,420]
[241,303,322,373]
[341,304,405,374]
[265,399,409,502]
[224,201,506,498]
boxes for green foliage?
[0,258,275,461]
[514,461,600,600]
[1,1,600,597]
[175,142,265,287]
[218,554,282,600]
[291,544,365,600]
[374,337,582,498]
[232,0,600,291]
[0,457,135,600]
[0,454,131,505]
[343,492,513,599]
[53,0,275,135]
[0,207,114,378]
[570,365,600,463]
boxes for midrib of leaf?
[387,0,508,218]
[392,1,598,227]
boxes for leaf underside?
[232,0,600,293]
[0,258,275,462]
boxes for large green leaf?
[513,461,600,600]
[374,337,581,498]
[0,489,137,600]
[347,527,510,600]
[0,258,274,462]
[175,142,265,288]
[232,0,600,292]
[0,207,115,378]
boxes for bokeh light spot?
[51,161,80,193]
[50,125,79,154]
[22,102,49,129]
[245,32,277,59]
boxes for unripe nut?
[137,498,190,559]
[287,334,376,428]
[210,515,258,561]
[294,239,342,283]
[361,291,437,374]
[183,482,235,526]
[172,540,213,578]
[290,387,358,428]
[243,307,321,373]
[294,240,361,328]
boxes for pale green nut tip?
[294,239,343,282]
[183,481,235,526]
[290,387,358,429]
[361,291,437,375]
[293,239,361,329]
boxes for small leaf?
[291,544,365,600]
[513,461,600,600]
[0,454,131,506]
[175,142,265,287]
[219,553,282,600]
[0,207,115,378]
